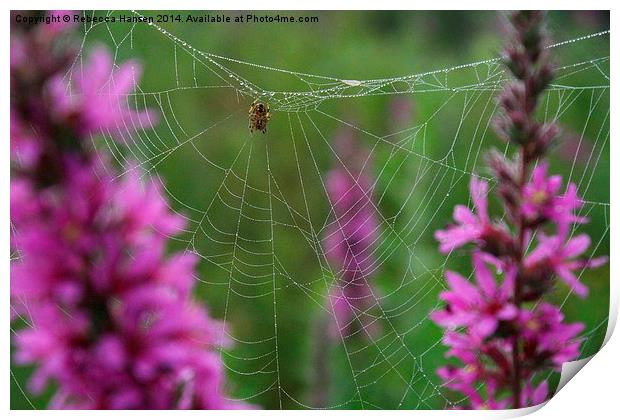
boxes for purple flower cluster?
[48,46,157,139]
[11,12,246,409]
[323,130,381,339]
[432,11,607,409]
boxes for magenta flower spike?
[11,14,248,409]
[323,129,381,339]
[49,47,158,139]
[431,11,607,409]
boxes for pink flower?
[437,332,485,393]
[445,376,509,410]
[323,131,381,339]
[328,282,380,338]
[437,365,481,397]
[520,303,584,366]
[521,162,587,225]
[388,97,415,130]
[525,225,607,297]
[466,386,510,410]
[435,178,514,256]
[44,11,77,36]
[48,47,157,139]
[433,12,608,410]
[324,169,379,280]
[11,158,246,409]
[521,381,549,407]
[432,254,518,339]
[10,111,42,169]
[435,177,490,253]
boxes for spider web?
[11,11,610,409]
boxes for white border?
[3,2,616,419]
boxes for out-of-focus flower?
[10,112,42,169]
[465,385,510,410]
[324,168,379,279]
[45,10,77,36]
[324,130,381,338]
[556,131,595,166]
[12,158,242,409]
[437,332,484,393]
[48,47,157,139]
[442,372,509,410]
[329,281,380,338]
[11,16,247,409]
[388,96,415,131]
[520,381,549,407]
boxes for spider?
[248,99,271,134]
